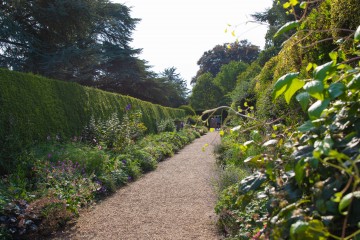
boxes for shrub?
[34,160,99,214]
[118,155,142,181]
[132,150,157,173]
[214,165,249,194]
[156,119,176,133]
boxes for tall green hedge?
[0,69,185,173]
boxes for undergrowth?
[0,108,208,239]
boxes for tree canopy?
[191,40,259,84]
[0,0,141,84]
[189,73,223,111]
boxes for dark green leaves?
[239,173,267,194]
[298,120,314,132]
[296,92,310,111]
[274,21,299,38]
[328,82,345,99]
[274,72,304,103]
[295,158,306,185]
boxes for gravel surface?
[51,131,221,240]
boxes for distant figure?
[210,117,216,129]
[216,116,221,130]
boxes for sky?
[114,0,273,87]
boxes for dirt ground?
[50,131,222,240]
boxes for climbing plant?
[215,0,360,238]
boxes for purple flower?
[122,160,127,165]
[47,153,52,159]
[125,104,131,111]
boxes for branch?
[234,118,283,134]
[201,106,257,120]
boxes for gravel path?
[52,131,221,240]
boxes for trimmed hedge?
[0,68,186,174]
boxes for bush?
[214,165,249,194]
[156,119,176,133]
[132,150,157,173]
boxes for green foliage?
[85,110,147,152]
[231,61,261,106]
[192,40,260,83]
[0,0,143,89]
[215,1,360,238]
[214,164,249,194]
[0,69,186,174]
[157,67,189,108]
[213,61,249,95]
[0,124,203,238]
[178,105,196,116]
[34,160,99,214]
[131,150,158,173]
[269,52,360,239]
[189,73,223,111]
[274,20,299,38]
[251,0,303,49]
[216,30,360,239]
[156,119,176,133]
[330,0,360,41]
[215,181,268,239]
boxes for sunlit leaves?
[262,139,278,147]
[283,0,299,9]
[314,135,334,156]
[219,130,225,136]
[274,21,299,38]
[355,25,360,42]
[299,1,307,9]
[339,191,360,215]
[274,72,304,103]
